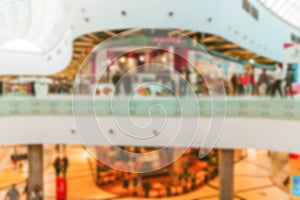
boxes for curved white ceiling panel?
[1,0,300,75]
[0,0,72,75]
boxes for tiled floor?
[0,146,291,200]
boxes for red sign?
[56,177,67,200]
[290,153,300,160]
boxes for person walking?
[284,64,294,97]
[271,63,284,97]
[5,184,20,200]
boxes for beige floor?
[0,146,291,200]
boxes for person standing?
[122,72,132,95]
[271,63,284,97]
[53,157,61,177]
[112,71,122,95]
[237,74,244,95]
[195,73,203,96]
[284,64,294,97]
[257,68,271,95]
[179,66,189,96]
[231,73,237,95]
[62,156,69,178]
[5,184,20,200]
[242,71,254,95]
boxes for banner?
[56,177,67,200]
[284,43,300,95]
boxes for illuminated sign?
[128,37,181,44]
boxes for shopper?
[122,72,132,95]
[5,184,20,200]
[30,185,43,200]
[53,157,61,177]
[112,71,122,95]
[195,73,203,96]
[256,68,271,96]
[231,73,237,95]
[237,74,244,95]
[62,156,69,178]
[271,63,284,97]
[242,71,254,95]
[179,66,189,96]
[284,64,294,97]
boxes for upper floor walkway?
[0,96,299,154]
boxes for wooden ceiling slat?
[73,41,95,46]
[104,30,116,36]
[200,36,224,43]
[74,47,87,52]
[80,36,95,42]
[88,34,101,41]
[208,44,239,50]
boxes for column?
[28,144,43,199]
[91,52,97,84]
[218,149,234,200]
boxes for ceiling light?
[139,55,145,62]
[119,56,126,63]
[249,59,255,64]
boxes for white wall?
[1,116,300,153]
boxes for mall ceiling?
[259,0,300,30]
[55,29,276,77]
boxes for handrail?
[0,97,299,120]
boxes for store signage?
[284,43,300,63]
[128,37,181,45]
[56,177,67,200]
[292,175,300,197]
[290,153,300,160]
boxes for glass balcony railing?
[0,97,299,119]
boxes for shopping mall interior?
[1,0,300,199]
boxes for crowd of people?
[230,63,295,97]
[108,63,296,98]
[1,62,295,98]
